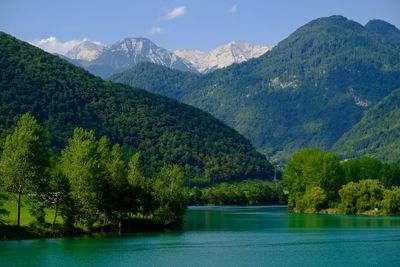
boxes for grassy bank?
[0,194,179,240]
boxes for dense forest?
[0,32,273,185]
[188,180,286,206]
[111,16,400,161]
[283,149,400,215]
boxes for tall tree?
[127,152,154,216]
[283,149,344,210]
[153,165,187,225]
[47,159,73,227]
[0,113,48,226]
[60,128,104,228]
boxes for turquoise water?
[1,206,400,267]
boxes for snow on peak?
[175,40,273,73]
[66,41,105,61]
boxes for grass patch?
[2,193,63,226]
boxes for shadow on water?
[185,205,400,232]
[287,212,400,229]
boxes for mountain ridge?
[33,37,272,77]
[334,87,400,163]
[111,15,400,161]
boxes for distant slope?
[0,32,273,183]
[111,16,400,160]
[110,62,201,99]
[334,88,400,163]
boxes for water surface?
[1,206,400,267]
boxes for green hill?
[0,32,273,184]
[334,88,400,163]
[111,16,400,160]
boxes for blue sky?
[1,0,399,52]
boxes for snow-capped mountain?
[66,41,104,61]
[80,37,197,78]
[175,40,273,73]
[52,37,272,77]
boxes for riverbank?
[0,218,181,241]
[294,208,383,216]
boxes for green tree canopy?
[0,113,48,226]
[60,128,104,227]
[283,148,344,210]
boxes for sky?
[0,0,399,53]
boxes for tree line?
[188,180,286,206]
[0,113,187,232]
[284,149,400,215]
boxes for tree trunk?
[17,191,21,227]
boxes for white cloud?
[229,4,237,13]
[163,6,186,20]
[148,27,165,35]
[30,36,102,55]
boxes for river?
[1,206,400,266]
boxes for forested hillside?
[334,88,400,162]
[0,32,273,184]
[111,16,400,160]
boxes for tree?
[60,128,104,228]
[381,163,400,187]
[381,187,400,215]
[127,152,154,216]
[339,179,384,214]
[100,140,128,222]
[303,186,327,213]
[283,149,344,210]
[46,161,73,226]
[356,179,384,212]
[339,182,360,214]
[0,113,48,226]
[153,165,187,225]
[342,157,383,183]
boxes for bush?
[381,187,400,215]
[339,179,384,214]
[303,187,327,213]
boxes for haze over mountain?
[0,31,273,184]
[174,40,273,73]
[111,16,400,161]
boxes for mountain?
[60,38,272,77]
[66,40,105,61]
[174,40,272,73]
[111,16,400,161]
[110,62,200,100]
[83,38,197,78]
[365,19,400,49]
[334,88,400,163]
[0,31,273,184]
